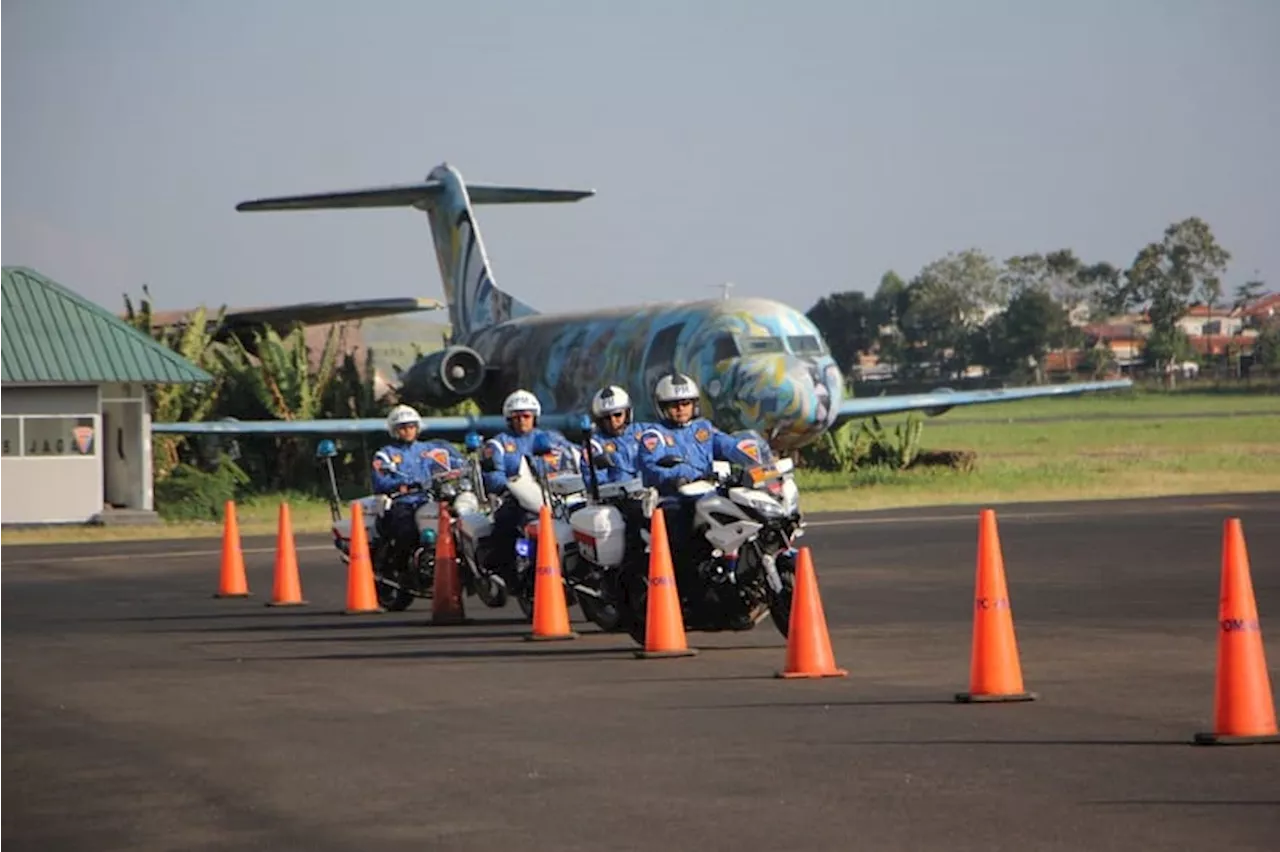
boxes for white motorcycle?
[318,438,486,612]
[601,431,807,643]
[455,431,588,614]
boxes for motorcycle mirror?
[531,432,555,455]
[315,439,338,460]
[464,431,483,452]
[572,413,594,442]
[592,454,613,469]
[657,455,684,468]
[479,455,498,473]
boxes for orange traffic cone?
[1194,518,1279,745]
[955,509,1035,703]
[525,504,577,641]
[431,502,467,625]
[633,507,697,659]
[342,501,383,615]
[266,502,307,607]
[777,547,847,679]
[213,500,250,598]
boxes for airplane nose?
[736,358,838,450]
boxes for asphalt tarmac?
[5,493,1279,851]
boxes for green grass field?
[4,388,1277,544]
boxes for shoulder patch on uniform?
[639,429,664,453]
[391,453,402,464]
[663,433,675,446]
[503,441,517,453]
[604,441,616,453]
[736,438,761,462]
[426,448,451,467]
[695,428,710,442]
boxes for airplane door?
[641,323,683,404]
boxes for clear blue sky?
[4,0,1277,317]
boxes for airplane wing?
[216,297,443,334]
[152,380,1134,441]
[831,378,1134,425]
[151,413,588,439]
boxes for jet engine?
[401,345,487,407]
[923,387,956,417]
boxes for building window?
[16,416,97,457]
[1,417,19,457]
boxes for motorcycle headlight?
[753,498,787,520]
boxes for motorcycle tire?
[766,564,795,639]
[577,594,623,633]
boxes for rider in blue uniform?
[372,404,467,559]
[635,373,742,495]
[481,389,580,575]
[582,384,656,487]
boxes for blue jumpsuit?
[481,429,581,568]
[635,418,744,495]
[372,438,467,543]
[634,419,759,567]
[583,421,660,486]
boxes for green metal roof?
[1,266,214,385]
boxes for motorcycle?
[560,468,653,633]
[477,432,588,621]
[316,437,487,612]
[606,431,806,644]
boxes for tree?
[216,324,342,489]
[122,286,227,477]
[980,287,1078,383]
[898,249,1003,378]
[1124,217,1231,330]
[1112,217,1231,382]
[806,291,876,373]
[1254,325,1280,374]
[1077,261,1125,320]
[870,270,910,369]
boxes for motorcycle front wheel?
[766,557,796,639]
[373,541,417,612]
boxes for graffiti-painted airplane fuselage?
[409,297,844,454]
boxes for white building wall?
[1,385,104,524]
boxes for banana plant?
[218,324,340,421]
[214,323,341,489]
[122,286,227,477]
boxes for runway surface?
[5,492,1279,851]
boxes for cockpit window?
[787,335,825,355]
[712,335,740,363]
[739,336,785,354]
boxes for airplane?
[152,162,1132,452]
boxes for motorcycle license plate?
[515,538,532,558]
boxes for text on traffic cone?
[777,547,847,679]
[955,509,1035,703]
[1194,518,1278,745]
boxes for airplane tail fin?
[236,163,595,340]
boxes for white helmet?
[386,404,421,436]
[590,385,632,420]
[653,372,701,420]
[502,389,542,420]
